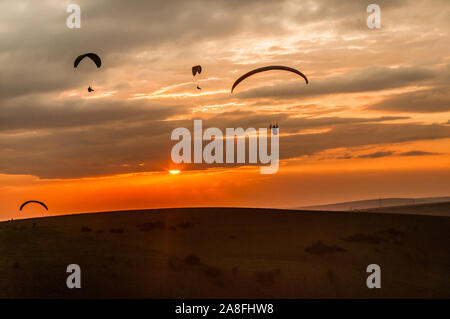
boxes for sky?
[1,0,449,219]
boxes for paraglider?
[192,65,203,90]
[74,53,102,93]
[269,123,279,129]
[74,53,102,68]
[269,123,279,135]
[192,65,202,76]
[231,65,308,93]
[19,200,48,212]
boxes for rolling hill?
[0,206,449,298]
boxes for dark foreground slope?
[0,207,449,298]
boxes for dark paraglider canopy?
[269,123,279,135]
[192,65,202,76]
[19,200,48,212]
[74,53,102,68]
[231,65,308,93]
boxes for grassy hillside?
[0,207,449,298]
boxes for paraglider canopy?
[192,65,202,76]
[74,53,102,68]
[231,65,308,93]
[269,123,279,135]
[19,200,48,211]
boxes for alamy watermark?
[366,4,381,29]
[66,264,81,289]
[66,4,81,29]
[171,120,279,174]
[366,264,381,288]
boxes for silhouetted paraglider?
[192,65,203,90]
[269,123,279,135]
[192,65,202,76]
[74,53,102,93]
[74,53,102,68]
[231,65,308,93]
[19,200,48,212]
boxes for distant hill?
[364,201,450,217]
[297,196,450,212]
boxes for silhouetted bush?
[138,221,165,232]
[178,222,193,230]
[203,266,221,278]
[255,269,281,286]
[305,241,346,255]
[184,253,201,265]
[168,256,183,271]
[342,233,386,245]
[379,228,405,238]
[109,228,124,234]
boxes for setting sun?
[169,170,181,175]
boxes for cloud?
[335,149,441,160]
[235,65,436,100]
[368,88,450,113]
[0,0,297,101]
[0,96,183,132]
[1,0,447,102]
[358,151,394,159]
[398,150,439,156]
[2,119,449,179]
[280,123,450,160]
[336,155,353,160]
